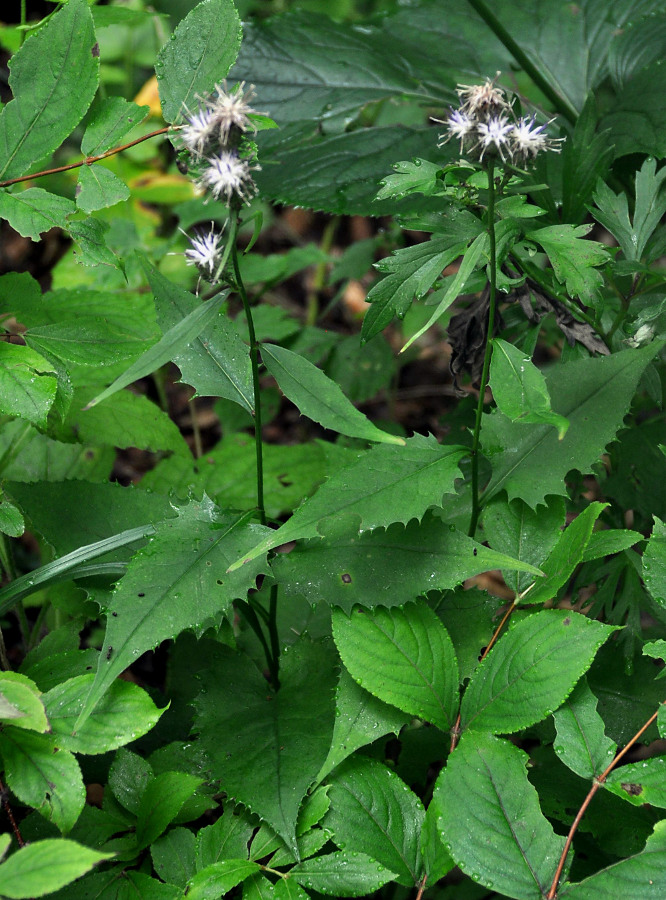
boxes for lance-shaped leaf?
[261,343,403,445]
[482,495,566,595]
[290,851,396,896]
[0,839,111,899]
[360,238,472,343]
[0,729,84,833]
[272,514,542,612]
[324,757,424,886]
[84,289,230,409]
[553,678,617,780]
[518,502,607,606]
[194,639,337,857]
[643,516,666,607]
[433,732,566,900]
[75,498,271,729]
[0,0,98,181]
[228,434,466,570]
[144,259,254,412]
[316,669,409,785]
[490,338,569,438]
[481,343,663,509]
[401,233,486,353]
[156,0,242,124]
[332,601,459,732]
[560,820,666,898]
[460,610,617,735]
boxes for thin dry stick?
[449,601,516,752]
[0,127,175,188]
[0,776,24,847]
[546,701,665,899]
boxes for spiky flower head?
[198,150,259,205]
[184,224,225,280]
[180,105,217,158]
[436,75,562,165]
[208,81,262,145]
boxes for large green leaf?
[290,851,396,896]
[43,675,162,755]
[156,0,242,124]
[324,757,424,886]
[433,732,566,900]
[25,319,152,371]
[315,669,409,785]
[228,434,466,570]
[0,729,84,833]
[75,498,271,728]
[136,771,202,849]
[0,840,110,899]
[332,601,459,732]
[272,514,542,612]
[560,820,666,898]
[0,0,98,181]
[0,189,77,241]
[145,260,254,412]
[553,678,617,780]
[481,344,663,508]
[196,805,256,870]
[643,516,666,607]
[194,639,337,856]
[152,828,196,888]
[186,860,260,900]
[526,225,610,302]
[261,343,402,445]
[482,495,566,595]
[0,343,57,427]
[460,610,616,734]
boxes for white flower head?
[180,105,218,158]
[184,224,225,280]
[510,115,562,162]
[477,115,514,160]
[438,109,475,151]
[457,76,508,118]
[199,151,259,205]
[208,81,262,144]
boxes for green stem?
[465,0,578,125]
[468,159,497,539]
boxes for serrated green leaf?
[81,97,150,156]
[0,729,84,833]
[0,672,47,732]
[272,879,305,900]
[261,343,403,445]
[482,495,566,595]
[43,674,162,755]
[25,319,151,371]
[187,860,260,900]
[460,610,616,734]
[526,224,610,302]
[553,678,617,780]
[290,850,396,896]
[0,189,77,241]
[519,502,607,606]
[0,343,56,428]
[401,233,486,353]
[66,217,121,270]
[360,238,472,343]
[194,639,337,857]
[316,669,409,785]
[196,805,256,871]
[76,165,129,214]
[136,771,202,849]
[580,528,642,562]
[156,0,242,124]
[433,732,565,899]
[0,0,98,181]
[490,338,569,438]
[482,343,663,508]
[332,601,459,732]
[0,839,110,899]
[272,515,542,612]
[643,516,666,607]
[560,820,666,898]
[324,757,424,886]
[229,434,466,570]
[145,260,254,412]
[76,499,271,728]
[376,159,443,201]
[85,290,230,409]
[152,827,197,889]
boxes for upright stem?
[468,159,497,539]
[230,212,266,526]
